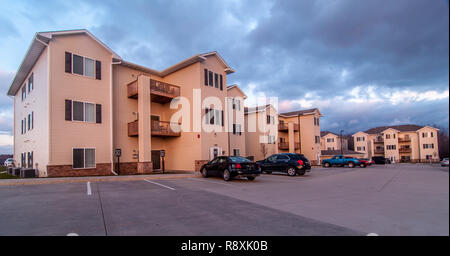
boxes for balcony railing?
[127,120,181,137]
[374,149,385,154]
[279,142,289,150]
[151,120,181,137]
[127,79,181,103]
[373,139,384,144]
[278,142,299,150]
[399,137,411,143]
[399,148,412,153]
[278,123,299,132]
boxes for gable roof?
[280,108,322,117]
[244,104,271,114]
[7,29,122,96]
[363,124,424,134]
[120,51,235,78]
[227,84,247,99]
[321,131,338,137]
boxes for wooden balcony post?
[137,75,152,173]
[288,123,295,152]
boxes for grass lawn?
[0,166,19,179]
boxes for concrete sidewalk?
[0,172,201,186]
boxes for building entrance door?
[152,150,161,170]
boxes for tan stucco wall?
[417,127,439,161]
[245,106,278,161]
[227,86,246,156]
[14,47,50,176]
[49,34,113,169]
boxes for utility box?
[20,169,36,178]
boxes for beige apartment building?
[8,29,247,177]
[353,125,440,163]
[320,131,348,151]
[244,104,278,161]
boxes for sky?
[0,0,448,154]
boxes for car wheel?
[360,163,366,168]
[201,168,208,178]
[287,167,297,176]
[324,162,330,168]
[247,176,255,181]
[297,170,306,176]
[348,162,355,168]
[223,169,231,181]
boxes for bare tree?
[428,124,449,159]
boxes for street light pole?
[340,130,344,155]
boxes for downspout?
[417,131,421,163]
[227,98,231,156]
[110,60,122,175]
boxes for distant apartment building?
[8,29,248,177]
[277,108,323,165]
[244,104,278,161]
[320,131,348,151]
[352,125,440,163]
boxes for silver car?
[441,158,449,167]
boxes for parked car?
[200,156,261,181]
[3,158,14,167]
[441,158,449,167]
[358,158,370,167]
[322,155,364,168]
[256,153,311,176]
[372,156,389,164]
[359,158,374,165]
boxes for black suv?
[257,153,311,176]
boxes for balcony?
[399,137,411,143]
[399,148,412,153]
[127,79,181,104]
[278,142,300,150]
[373,139,384,144]
[374,149,385,154]
[151,120,181,137]
[279,142,289,150]
[127,120,181,137]
[278,123,299,132]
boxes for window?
[84,58,95,78]
[386,134,391,139]
[204,69,208,85]
[387,145,396,150]
[67,100,101,123]
[205,108,223,126]
[314,117,320,126]
[431,132,434,137]
[327,138,334,142]
[73,54,84,75]
[208,71,213,86]
[65,52,101,80]
[422,132,428,138]
[267,135,276,144]
[30,112,34,130]
[27,114,31,131]
[27,152,33,168]
[84,103,95,123]
[28,73,34,93]
[267,115,274,124]
[393,134,396,139]
[23,117,26,134]
[233,124,242,135]
[233,149,240,156]
[214,73,218,88]
[73,148,95,169]
[21,153,26,167]
[22,85,26,101]
[423,144,434,149]
[220,74,223,91]
[315,136,320,144]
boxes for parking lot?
[0,163,448,236]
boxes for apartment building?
[244,104,278,161]
[278,108,322,165]
[226,85,246,157]
[8,29,245,177]
[320,131,348,151]
[353,125,440,163]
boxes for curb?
[0,173,201,186]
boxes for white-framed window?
[71,53,97,78]
[233,124,242,135]
[422,132,428,138]
[267,135,276,144]
[423,144,434,149]
[21,84,26,101]
[387,145,396,150]
[73,101,96,123]
[73,148,96,169]
[205,108,223,126]
[28,73,34,93]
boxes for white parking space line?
[86,182,92,196]
[187,178,237,186]
[144,179,176,190]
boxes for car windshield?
[229,156,252,163]
[287,154,306,160]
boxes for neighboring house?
[352,125,440,163]
[244,104,278,161]
[321,149,364,160]
[8,29,245,177]
[278,108,322,165]
[320,131,348,151]
[226,85,247,157]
